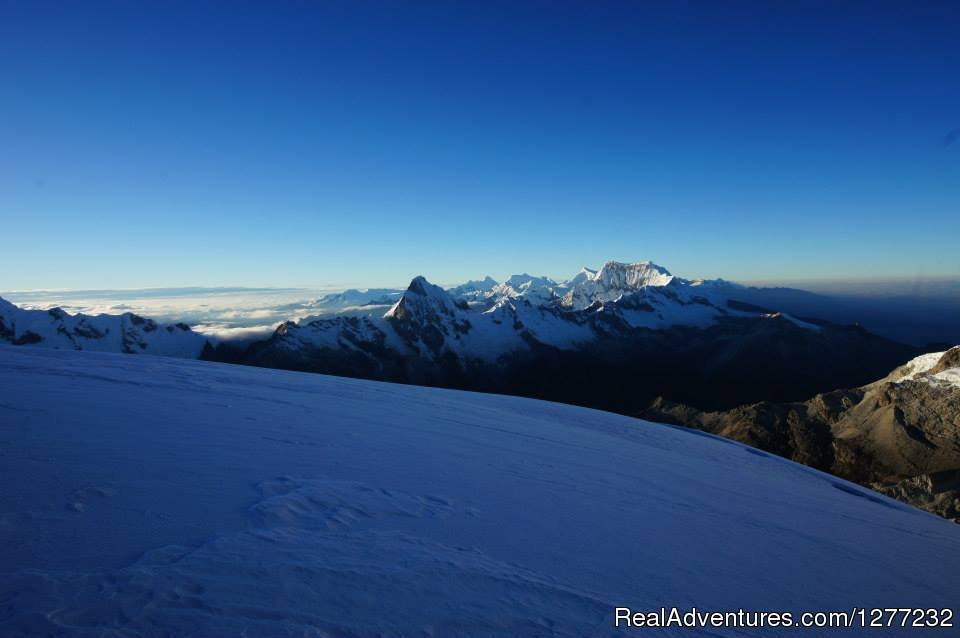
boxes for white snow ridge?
[889,347,960,389]
[0,346,957,637]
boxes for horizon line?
[3,275,959,297]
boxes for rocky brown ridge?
[639,347,960,522]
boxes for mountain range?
[2,261,922,412]
[210,260,919,411]
[2,260,958,522]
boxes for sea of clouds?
[0,287,346,343]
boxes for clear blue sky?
[2,1,958,290]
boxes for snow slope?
[889,350,946,379]
[0,346,956,637]
[888,347,960,389]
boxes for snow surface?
[890,348,960,389]
[897,351,946,377]
[0,346,956,637]
[927,367,960,388]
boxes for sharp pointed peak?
[406,275,445,296]
[386,275,465,320]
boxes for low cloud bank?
[0,287,340,342]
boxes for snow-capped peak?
[561,267,597,288]
[408,275,458,303]
[488,274,559,304]
[385,276,464,321]
[561,260,675,309]
[503,273,556,289]
[457,275,498,290]
[446,276,499,301]
[595,260,674,288]
[382,276,475,358]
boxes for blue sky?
[2,1,958,290]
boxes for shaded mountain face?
[639,347,960,521]
[715,285,960,347]
[206,261,919,411]
[0,297,209,358]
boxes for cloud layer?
[0,287,343,342]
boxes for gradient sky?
[2,1,958,290]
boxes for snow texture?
[891,347,960,389]
[0,346,956,636]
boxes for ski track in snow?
[0,345,957,637]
